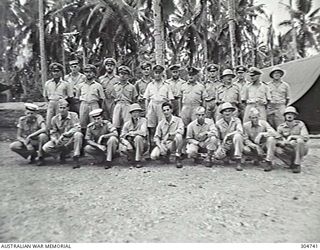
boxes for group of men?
[10,58,309,173]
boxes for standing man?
[42,99,83,168]
[204,64,221,120]
[275,106,309,173]
[186,106,219,167]
[243,107,277,171]
[112,66,138,134]
[242,67,271,123]
[43,63,73,129]
[64,59,86,113]
[10,103,48,165]
[215,69,241,121]
[180,66,208,126]
[267,67,291,129]
[84,108,118,168]
[77,64,105,133]
[214,102,244,171]
[233,65,249,119]
[166,64,185,116]
[143,65,174,143]
[151,102,184,168]
[135,61,153,115]
[119,103,148,168]
[99,58,120,121]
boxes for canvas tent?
[261,54,320,133]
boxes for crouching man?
[186,106,219,167]
[214,102,244,171]
[120,103,148,168]
[150,102,184,168]
[84,108,118,169]
[42,99,83,168]
[275,106,309,173]
[243,107,277,172]
[10,103,48,164]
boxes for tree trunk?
[228,0,236,68]
[39,0,47,88]
[289,0,298,59]
[202,0,208,68]
[152,0,165,65]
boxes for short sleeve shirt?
[205,78,221,101]
[135,78,152,98]
[65,73,86,95]
[267,80,290,104]
[166,78,185,97]
[186,118,218,141]
[43,79,73,100]
[180,82,208,105]
[51,112,80,136]
[216,83,241,104]
[112,82,138,103]
[243,120,276,142]
[216,117,243,139]
[78,80,105,102]
[17,114,45,138]
[85,120,117,142]
[143,80,174,102]
[243,82,271,104]
[277,120,309,141]
[121,117,148,138]
[154,116,184,141]
[99,74,120,98]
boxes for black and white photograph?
[0,0,319,245]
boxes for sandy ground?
[0,139,319,243]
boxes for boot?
[263,160,272,172]
[28,154,37,164]
[134,161,143,168]
[105,161,112,169]
[175,155,183,168]
[235,159,243,171]
[204,155,213,168]
[37,157,45,166]
[292,164,301,173]
[72,156,81,169]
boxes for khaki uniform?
[267,80,291,129]
[180,82,208,126]
[276,120,309,166]
[99,74,120,121]
[233,78,250,119]
[84,120,118,162]
[205,78,221,120]
[215,83,241,120]
[243,120,277,162]
[119,117,148,161]
[112,82,138,128]
[242,82,271,122]
[166,78,185,116]
[77,80,105,129]
[43,112,83,157]
[65,72,86,113]
[10,114,48,159]
[151,116,184,159]
[214,117,244,160]
[135,78,152,115]
[186,118,219,158]
[143,80,174,128]
[43,78,73,128]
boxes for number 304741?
[301,244,318,248]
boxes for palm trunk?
[228,0,236,68]
[289,0,298,59]
[39,0,47,88]
[202,0,208,68]
[152,0,165,65]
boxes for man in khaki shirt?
[186,106,219,167]
[99,58,120,121]
[112,66,138,134]
[166,64,185,116]
[119,104,148,168]
[10,103,48,165]
[233,65,249,119]
[77,64,105,131]
[84,108,118,169]
[151,102,184,168]
[43,63,73,129]
[135,62,153,115]
[243,107,277,171]
[65,59,86,113]
[242,67,271,122]
[42,99,83,168]
[275,106,309,173]
[215,69,241,121]
[214,102,244,171]
[180,66,208,126]
[267,67,291,129]
[204,64,221,120]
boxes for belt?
[81,100,99,104]
[150,100,166,104]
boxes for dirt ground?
[0,138,319,243]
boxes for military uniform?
[120,117,148,162]
[135,78,152,115]
[84,119,118,163]
[10,111,48,160]
[143,80,174,128]
[150,115,184,159]
[43,111,83,158]
[186,118,219,159]
[65,72,86,113]
[77,80,105,129]
[276,120,309,170]
[204,78,221,120]
[243,119,277,163]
